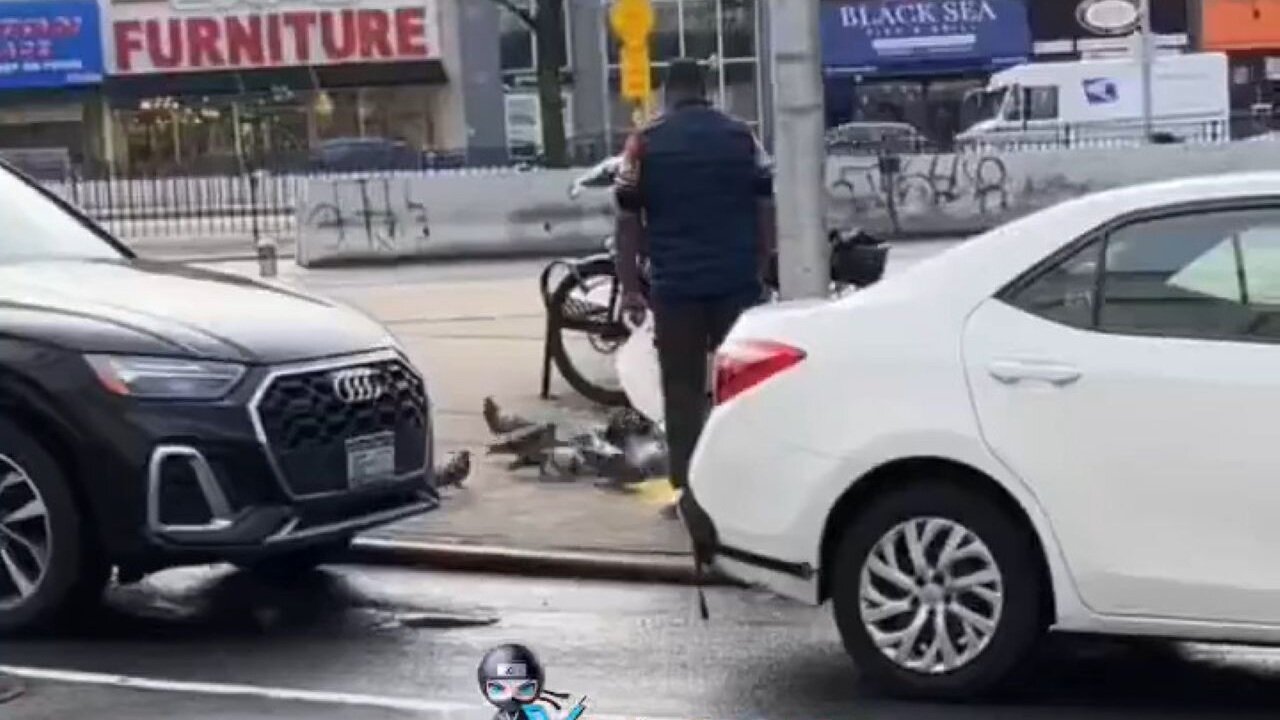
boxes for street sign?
[610,0,653,45]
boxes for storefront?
[820,0,1031,143]
[102,0,449,173]
[1202,0,1280,126]
[1030,0,1187,60]
[0,0,105,174]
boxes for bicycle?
[539,157,890,407]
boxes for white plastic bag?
[615,312,665,424]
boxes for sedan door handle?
[987,359,1082,387]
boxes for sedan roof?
[876,172,1280,310]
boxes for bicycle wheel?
[546,258,631,407]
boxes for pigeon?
[540,446,586,482]
[603,407,655,448]
[483,396,535,435]
[434,450,471,490]
[623,435,669,479]
[487,423,558,470]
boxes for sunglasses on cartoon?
[486,680,586,718]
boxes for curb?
[346,537,738,587]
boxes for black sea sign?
[837,0,999,29]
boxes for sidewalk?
[203,259,694,560]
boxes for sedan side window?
[1004,239,1103,329]
[1098,208,1280,340]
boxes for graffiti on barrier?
[304,177,431,253]
[828,152,1012,218]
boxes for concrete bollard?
[256,236,278,278]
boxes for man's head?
[663,58,708,108]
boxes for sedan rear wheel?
[832,481,1044,700]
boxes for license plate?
[345,431,396,487]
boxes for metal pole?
[1139,0,1154,141]
[767,0,827,300]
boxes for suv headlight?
[86,355,246,400]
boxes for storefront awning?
[103,59,447,99]
[821,0,1031,78]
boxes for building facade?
[1200,0,1280,122]
[492,0,774,159]
[0,0,106,173]
[1031,0,1189,61]
[819,0,1033,143]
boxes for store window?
[499,0,573,78]
[113,85,441,174]
[604,0,763,150]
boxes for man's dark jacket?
[615,100,772,303]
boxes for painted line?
[0,665,471,714]
[0,665,692,720]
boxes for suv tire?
[0,418,106,634]
[831,480,1044,700]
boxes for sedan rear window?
[0,166,122,262]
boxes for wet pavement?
[195,244,963,558]
[7,565,1280,719]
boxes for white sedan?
[684,172,1280,699]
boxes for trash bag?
[616,313,664,424]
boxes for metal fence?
[14,114,1280,250]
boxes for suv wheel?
[831,481,1043,700]
[0,419,105,634]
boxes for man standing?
[612,58,777,516]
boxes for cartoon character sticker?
[478,644,588,720]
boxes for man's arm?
[751,133,778,277]
[613,132,647,305]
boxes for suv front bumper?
[146,441,436,553]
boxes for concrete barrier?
[290,138,1280,267]
[295,169,613,267]
[826,139,1280,238]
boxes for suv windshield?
[0,166,122,262]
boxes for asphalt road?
[6,566,1280,720]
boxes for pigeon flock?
[483,397,669,487]
[428,397,670,492]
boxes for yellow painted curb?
[625,478,680,506]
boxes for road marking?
[0,665,692,720]
[0,665,473,715]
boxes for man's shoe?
[660,488,683,519]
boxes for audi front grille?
[250,354,429,497]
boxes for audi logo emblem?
[330,367,387,404]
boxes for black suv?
[0,163,437,631]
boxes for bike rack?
[538,257,579,399]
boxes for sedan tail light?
[713,340,806,406]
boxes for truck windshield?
[0,166,123,262]
[962,87,1009,130]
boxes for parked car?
[825,121,929,155]
[684,171,1280,699]
[311,137,421,172]
[0,161,436,632]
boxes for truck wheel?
[830,480,1044,700]
[0,419,105,634]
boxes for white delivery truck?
[956,52,1230,147]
